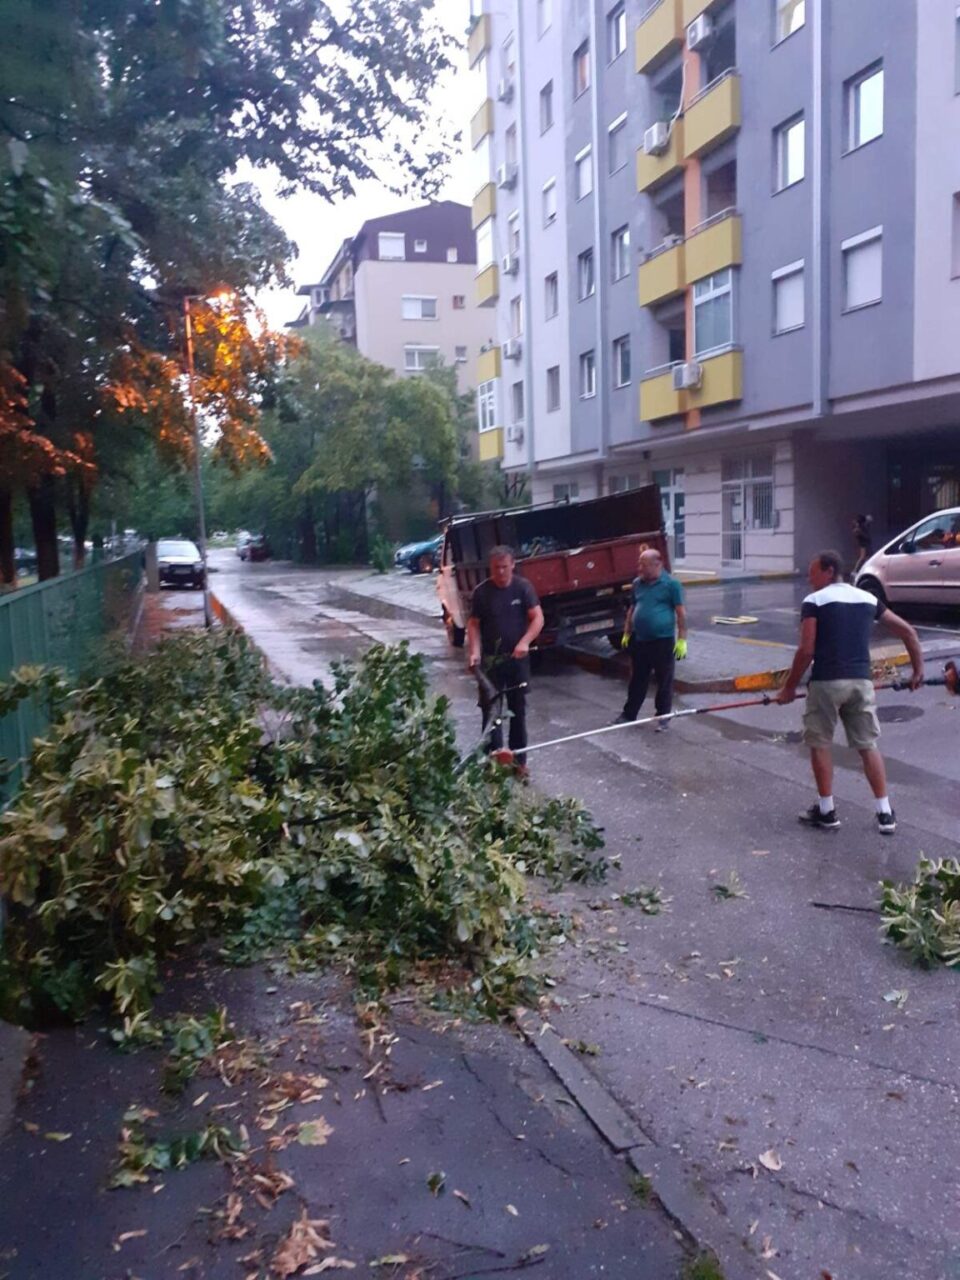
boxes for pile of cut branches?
[880,857,960,968]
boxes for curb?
[0,1021,30,1141]
[676,570,799,590]
[209,590,290,686]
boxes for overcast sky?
[254,0,475,329]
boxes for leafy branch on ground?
[110,1106,244,1188]
[879,857,960,967]
[0,633,606,1024]
[711,871,747,901]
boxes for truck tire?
[442,606,465,648]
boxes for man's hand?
[674,637,688,660]
[776,684,798,705]
[512,640,530,660]
[620,631,631,651]
[946,661,958,696]
[467,652,480,672]
[908,663,925,691]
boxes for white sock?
[818,795,835,815]
[875,796,892,815]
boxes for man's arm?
[466,616,482,670]
[513,605,545,659]
[777,615,817,703]
[878,609,925,689]
[674,603,687,640]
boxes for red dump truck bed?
[436,485,668,649]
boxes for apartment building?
[291,201,489,393]
[468,0,960,572]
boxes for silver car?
[855,507,960,608]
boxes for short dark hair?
[489,544,515,562]
[817,550,844,580]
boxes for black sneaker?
[798,804,840,830]
[876,810,897,835]
[613,712,635,725]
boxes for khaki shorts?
[802,679,880,751]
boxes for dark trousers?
[622,637,675,720]
[479,657,530,765]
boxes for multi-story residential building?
[468,0,960,571]
[290,201,489,393]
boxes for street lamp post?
[183,295,212,629]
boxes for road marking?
[733,637,792,649]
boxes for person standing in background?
[852,514,873,576]
[616,548,687,731]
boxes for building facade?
[291,201,489,393]
[468,0,960,571]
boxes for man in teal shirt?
[616,548,687,730]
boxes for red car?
[240,533,271,562]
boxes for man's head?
[489,545,515,589]
[638,548,664,582]
[808,550,844,590]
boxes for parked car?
[240,533,270,562]
[394,535,442,574]
[157,537,205,588]
[236,531,253,557]
[855,507,960,608]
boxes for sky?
[254,0,476,329]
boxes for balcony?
[635,0,683,74]
[478,427,504,463]
[638,239,686,307]
[472,183,497,230]
[687,348,743,409]
[476,263,499,307]
[683,71,741,159]
[468,14,491,69]
[636,120,684,193]
[684,210,742,284]
[476,346,501,383]
[471,99,494,149]
[640,365,686,421]
[683,0,721,22]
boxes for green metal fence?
[0,552,142,801]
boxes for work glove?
[620,631,631,651]
[674,638,688,660]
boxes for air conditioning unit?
[497,76,515,103]
[506,424,525,445]
[686,14,713,50]
[502,338,523,360]
[501,253,520,276]
[643,122,670,156]
[672,361,703,391]
[496,162,519,190]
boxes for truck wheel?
[442,607,465,648]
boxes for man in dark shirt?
[467,545,544,775]
[777,550,924,834]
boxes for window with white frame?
[611,224,630,280]
[505,123,518,167]
[553,481,580,502]
[542,179,558,226]
[842,227,883,310]
[476,218,495,268]
[508,210,520,254]
[775,0,805,43]
[575,145,593,199]
[379,232,406,259]
[510,294,524,337]
[546,365,561,411]
[511,380,525,424]
[609,472,642,494]
[577,248,595,300]
[537,0,552,36]
[579,350,596,398]
[774,114,805,190]
[545,272,559,318]
[401,295,438,320]
[608,112,628,174]
[574,40,590,97]
[477,379,497,431]
[613,335,631,387]
[540,81,554,133]
[447,247,459,263]
[453,294,466,309]
[693,269,734,354]
[414,238,427,253]
[404,345,439,372]
[501,34,516,79]
[608,3,627,61]
[844,63,883,151]
[455,345,467,363]
[772,261,804,333]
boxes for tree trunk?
[0,488,14,585]
[65,474,91,569]
[298,501,318,562]
[28,475,60,581]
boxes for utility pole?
[183,295,212,628]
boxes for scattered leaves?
[270,1210,333,1278]
[758,1149,782,1173]
[297,1118,334,1147]
[426,1171,445,1197]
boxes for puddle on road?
[877,704,925,724]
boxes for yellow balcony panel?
[683,72,741,160]
[635,0,682,74]
[683,0,721,23]
[476,263,499,307]
[636,120,684,193]
[468,13,491,69]
[471,183,497,230]
[688,349,743,410]
[640,368,686,422]
[476,346,501,383]
[684,212,742,284]
[478,427,504,463]
[638,242,686,307]
[471,98,494,149]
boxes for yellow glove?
[620,631,631,650]
[674,638,688,660]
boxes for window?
[404,345,439,372]
[577,248,595,301]
[545,272,559,318]
[546,365,561,411]
[575,145,593,199]
[505,123,518,167]
[453,294,466,310]
[477,379,497,431]
[542,179,558,226]
[612,224,630,280]
[447,247,459,263]
[608,112,628,174]
[455,345,468,363]
[510,295,524,337]
[476,218,495,268]
[907,512,960,551]
[540,81,554,133]
[511,381,525,424]
[693,269,734,354]
[414,238,428,254]
[508,211,521,254]
[842,227,883,310]
[772,261,804,333]
[579,350,596,399]
[845,64,884,151]
[554,482,580,502]
[401,295,438,320]
[774,114,805,190]
[775,0,805,42]
[379,232,406,260]
[609,473,641,494]
[537,0,552,36]
[613,335,631,387]
[574,41,590,97]
[608,4,627,60]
